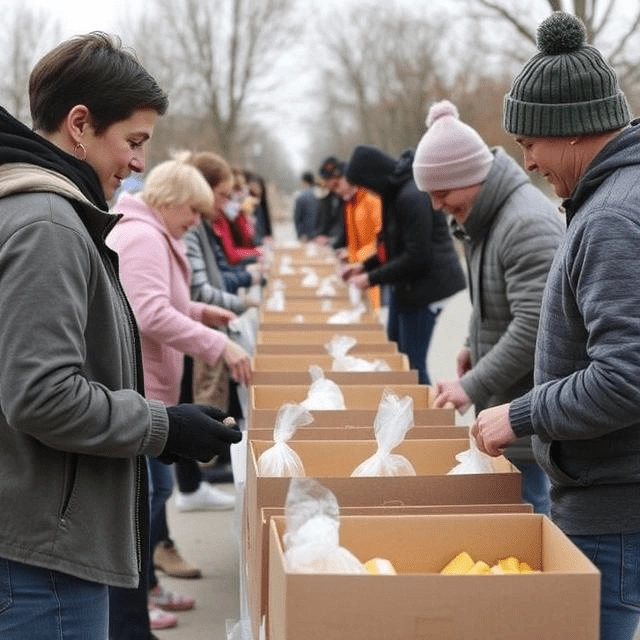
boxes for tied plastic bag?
[348,282,362,307]
[316,276,337,297]
[327,304,366,324]
[320,299,333,312]
[325,335,391,372]
[256,404,313,477]
[227,307,259,356]
[300,366,346,410]
[300,267,319,288]
[351,390,416,477]
[265,289,285,311]
[283,477,367,574]
[448,436,500,475]
[278,256,295,275]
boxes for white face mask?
[224,200,240,220]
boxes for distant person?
[247,171,273,245]
[342,144,466,384]
[0,32,241,640]
[334,173,383,308]
[315,156,347,249]
[413,99,564,514]
[293,170,319,241]
[472,12,640,640]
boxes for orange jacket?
[344,188,382,262]
[344,188,382,308]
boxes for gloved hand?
[158,404,242,464]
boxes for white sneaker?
[175,483,236,512]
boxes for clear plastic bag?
[448,436,499,475]
[327,303,366,324]
[300,365,346,410]
[348,282,362,307]
[283,477,367,574]
[300,267,319,288]
[278,256,295,275]
[325,335,391,372]
[315,276,337,297]
[351,389,416,477]
[265,289,285,311]
[256,403,313,477]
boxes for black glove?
[158,404,242,464]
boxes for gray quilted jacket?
[454,147,564,462]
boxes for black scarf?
[0,106,108,211]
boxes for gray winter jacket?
[455,148,564,462]
[0,165,169,588]
[510,123,640,535]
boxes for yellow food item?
[440,551,475,575]
[497,556,521,574]
[466,560,491,575]
[364,558,397,575]
[519,561,534,573]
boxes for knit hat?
[318,156,345,179]
[412,100,494,192]
[504,11,630,136]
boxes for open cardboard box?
[264,288,351,302]
[255,504,533,640]
[248,406,455,429]
[250,383,430,410]
[263,299,368,314]
[253,352,410,372]
[247,425,466,441]
[259,321,383,332]
[268,513,600,640]
[259,311,381,325]
[245,438,522,639]
[253,369,419,386]
[257,329,388,345]
[254,342,398,355]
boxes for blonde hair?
[140,158,213,212]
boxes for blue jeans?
[147,456,174,589]
[387,291,439,385]
[570,531,640,640]
[513,461,550,515]
[0,557,108,640]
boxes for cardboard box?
[254,342,398,355]
[259,321,383,332]
[250,384,430,411]
[247,425,466,441]
[259,311,381,325]
[253,370,419,386]
[265,299,367,314]
[252,353,410,372]
[249,406,455,429]
[255,504,532,639]
[257,329,389,345]
[264,287,350,302]
[245,438,522,639]
[268,513,600,640]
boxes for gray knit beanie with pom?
[504,11,630,136]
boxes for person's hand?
[349,272,370,290]
[159,404,241,464]
[335,247,348,262]
[338,262,363,281]
[315,235,330,246]
[222,339,253,385]
[202,305,237,328]
[433,379,472,414]
[470,403,516,457]
[456,347,472,378]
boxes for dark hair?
[183,150,233,189]
[301,171,315,185]
[29,32,169,134]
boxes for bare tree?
[469,0,640,99]
[126,0,300,164]
[0,6,60,123]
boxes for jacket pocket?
[59,453,79,520]
[622,532,640,607]
[0,557,13,614]
[536,441,591,487]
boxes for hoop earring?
[73,143,87,161]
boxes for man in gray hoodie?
[472,12,640,640]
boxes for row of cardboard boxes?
[241,246,599,640]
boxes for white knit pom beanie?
[412,100,494,192]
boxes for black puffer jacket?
[346,145,466,310]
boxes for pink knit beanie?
[412,100,494,192]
